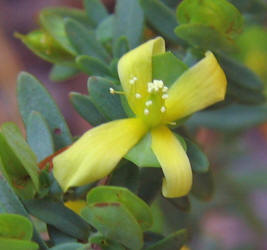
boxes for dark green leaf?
[143,232,164,248]
[81,202,143,250]
[217,53,264,91]
[140,0,182,44]
[65,18,110,62]
[145,229,187,250]
[84,0,108,26]
[26,112,55,162]
[70,92,107,126]
[96,15,114,44]
[113,0,144,49]
[185,138,209,173]
[89,235,126,249]
[87,77,127,120]
[152,51,188,87]
[186,104,267,132]
[113,36,130,59]
[24,199,91,241]
[49,65,79,82]
[0,178,48,250]
[48,225,76,245]
[76,55,113,77]
[87,186,153,230]
[166,196,191,212]
[191,171,214,201]
[17,72,72,150]
[50,242,85,250]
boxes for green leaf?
[76,55,113,77]
[40,8,93,55]
[17,72,72,150]
[49,65,79,82]
[48,225,76,245]
[0,178,48,250]
[152,51,188,88]
[175,24,234,51]
[113,0,144,49]
[87,77,127,120]
[140,0,182,44]
[89,235,126,249]
[191,171,214,201]
[96,15,114,45]
[70,92,107,126]
[50,242,85,250]
[113,36,130,59]
[15,30,75,65]
[166,196,191,212]
[26,112,55,162]
[65,18,110,62]
[177,0,243,39]
[0,238,38,250]
[84,0,108,26]
[87,186,153,230]
[0,123,39,198]
[125,132,186,168]
[185,138,209,173]
[81,202,143,250]
[24,199,91,241]
[216,53,264,91]
[145,229,187,250]
[0,214,33,240]
[187,104,267,132]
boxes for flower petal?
[151,125,192,198]
[118,37,165,116]
[164,51,227,122]
[53,118,147,191]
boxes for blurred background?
[0,0,266,249]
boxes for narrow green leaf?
[140,0,182,44]
[70,92,107,126]
[113,36,130,59]
[65,18,110,62]
[84,0,108,26]
[24,199,91,241]
[96,15,114,44]
[76,55,113,77]
[81,203,143,250]
[152,51,188,87]
[0,214,33,240]
[185,138,209,173]
[26,112,55,162]
[145,229,187,250]
[0,238,38,250]
[17,72,72,150]
[187,104,267,132]
[113,0,144,49]
[0,178,48,250]
[48,225,76,245]
[217,53,264,91]
[191,171,214,201]
[87,77,127,120]
[166,196,191,212]
[49,65,79,82]
[87,186,153,230]
[50,242,85,250]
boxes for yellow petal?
[164,51,227,122]
[151,126,192,198]
[118,37,165,116]
[64,200,87,214]
[53,118,147,191]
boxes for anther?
[160,106,166,113]
[145,100,153,107]
[162,94,168,100]
[135,93,142,99]
[163,86,168,92]
[168,121,176,126]
[144,109,150,115]
[109,88,115,94]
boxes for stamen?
[162,94,168,100]
[135,93,142,99]
[129,76,138,85]
[160,106,166,113]
[109,88,124,95]
[145,100,153,107]
[129,79,135,85]
[168,121,176,126]
[163,86,168,92]
[144,109,150,115]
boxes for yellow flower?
[53,37,227,198]
[64,200,87,214]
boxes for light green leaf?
[49,64,79,82]
[81,203,143,250]
[0,238,38,250]
[87,186,153,230]
[96,15,114,44]
[26,112,55,162]
[17,72,72,150]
